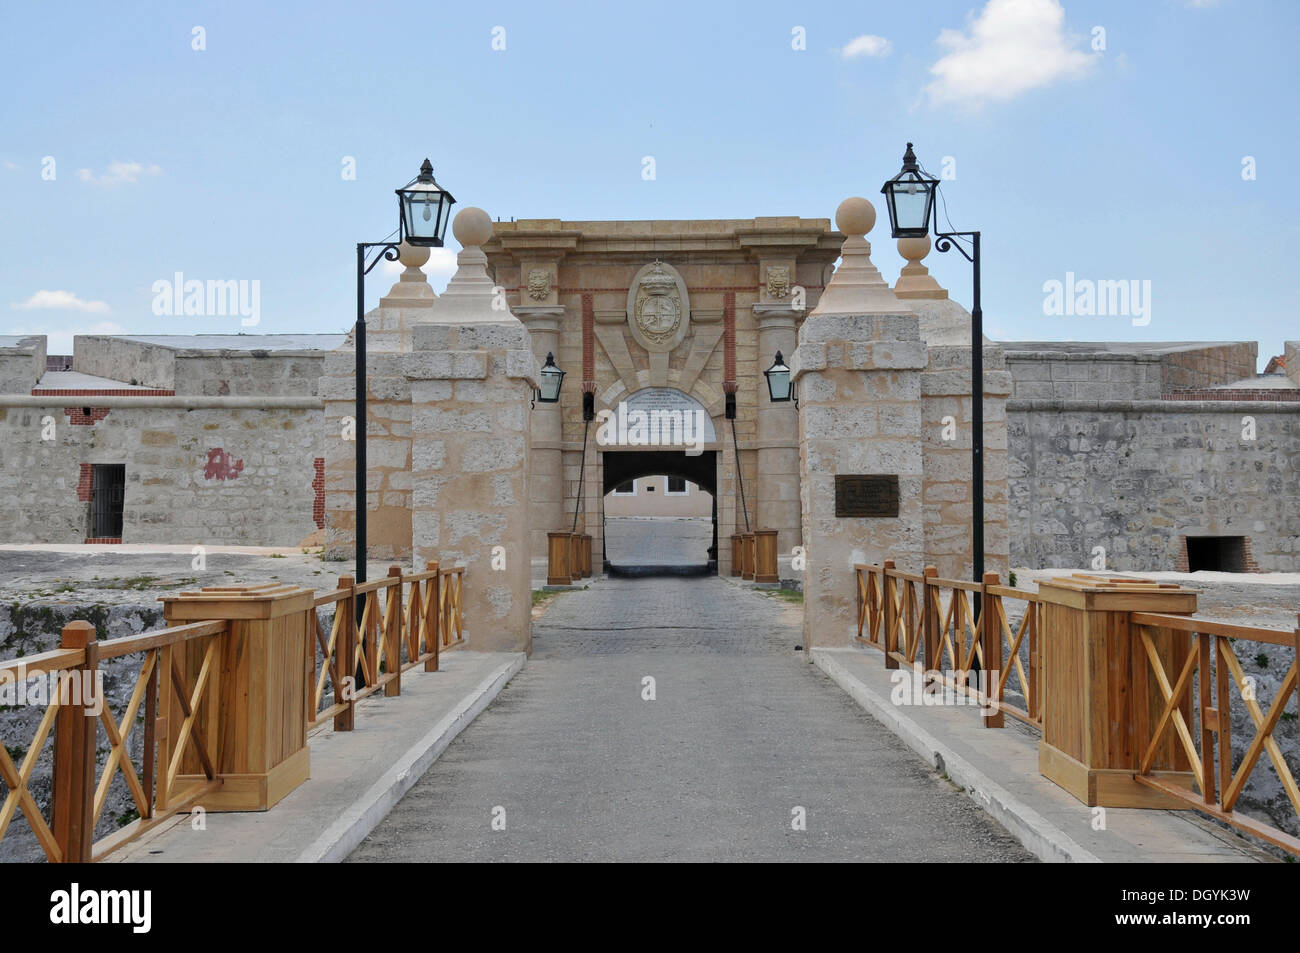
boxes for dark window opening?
[91,464,125,538]
[1186,535,1246,573]
[613,480,635,495]
[667,477,686,493]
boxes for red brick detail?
[1242,537,1261,573]
[77,463,94,502]
[723,291,736,387]
[84,538,122,545]
[313,457,326,530]
[203,448,244,481]
[1175,536,1189,573]
[65,407,109,425]
[1163,389,1300,402]
[36,388,174,397]
[581,292,595,388]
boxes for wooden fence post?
[52,620,97,863]
[335,575,355,732]
[883,559,898,670]
[384,566,403,697]
[425,561,441,672]
[923,566,940,673]
[981,572,1004,728]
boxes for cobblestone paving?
[348,575,1035,862]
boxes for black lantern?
[765,351,793,402]
[880,142,938,239]
[537,352,565,403]
[397,159,456,247]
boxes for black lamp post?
[355,160,454,595]
[881,142,984,592]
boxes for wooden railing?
[1130,611,1300,855]
[0,561,467,863]
[855,560,1044,728]
[307,562,466,731]
[0,617,227,863]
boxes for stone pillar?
[407,208,537,654]
[754,303,802,560]
[896,236,1012,581]
[517,303,566,564]
[794,198,926,652]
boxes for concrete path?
[348,576,1033,862]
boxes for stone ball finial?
[897,235,931,263]
[398,240,430,268]
[835,197,876,237]
[452,206,493,248]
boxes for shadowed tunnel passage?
[602,450,716,577]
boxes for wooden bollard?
[570,533,582,582]
[742,533,755,580]
[731,534,742,577]
[52,621,97,863]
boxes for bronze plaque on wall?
[835,475,899,518]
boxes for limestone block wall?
[74,336,332,395]
[321,347,413,562]
[1287,342,1300,387]
[919,343,1012,581]
[0,337,45,394]
[0,401,323,544]
[1005,351,1163,402]
[1007,401,1300,571]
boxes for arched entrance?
[601,449,718,576]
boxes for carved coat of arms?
[526,268,552,301]
[633,261,681,345]
[766,265,790,299]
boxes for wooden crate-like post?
[581,534,593,578]
[981,572,1004,728]
[882,559,898,670]
[52,620,97,863]
[160,584,314,811]
[547,531,571,586]
[384,566,403,698]
[335,576,356,732]
[922,566,940,673]
[1036,575,1198,808]
[754,530,778,584]
[741,533,755,580]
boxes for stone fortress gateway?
[2,201,1298,604]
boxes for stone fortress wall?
[0,226,1295,578]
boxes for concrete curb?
[296,652,526,863]
[812,648,1100,864]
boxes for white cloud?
[380,247,459,293]
[841,34,892,58]
[10,290,111,313]
[76,161,162,186]
[926,0,1096,108]
[6,321,125,355]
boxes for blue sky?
[1,0,1295,366]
